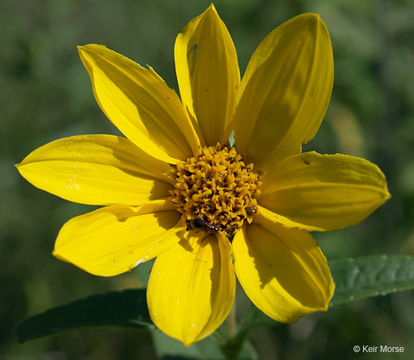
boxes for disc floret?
[170,144,261,237]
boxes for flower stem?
[228,302,237,340]
[219,297,250,360]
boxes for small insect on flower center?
[169,143,261,238]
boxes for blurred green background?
[1,0,414,359]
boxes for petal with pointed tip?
[78,44,200,163]
[16,135,172,205]
[234,14,333,169]
[175,4,240,145]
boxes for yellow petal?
[16,135,172,206]
[234,14,333,169]
[258,152,391,231]
[175,4,240,145]
[53,201,183,277]
[147,231,235,346]
[233,223,334,323]
[78,44,200,163]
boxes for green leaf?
[16,255,414,347]
[329,255,414,306]
[15,289,152,342]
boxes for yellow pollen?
[169,143,261,237]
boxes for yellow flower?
[16,4,390,346]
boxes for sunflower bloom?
[16,5,390,346]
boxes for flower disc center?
[170,143,261,237]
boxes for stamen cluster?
[170,144,261,237]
